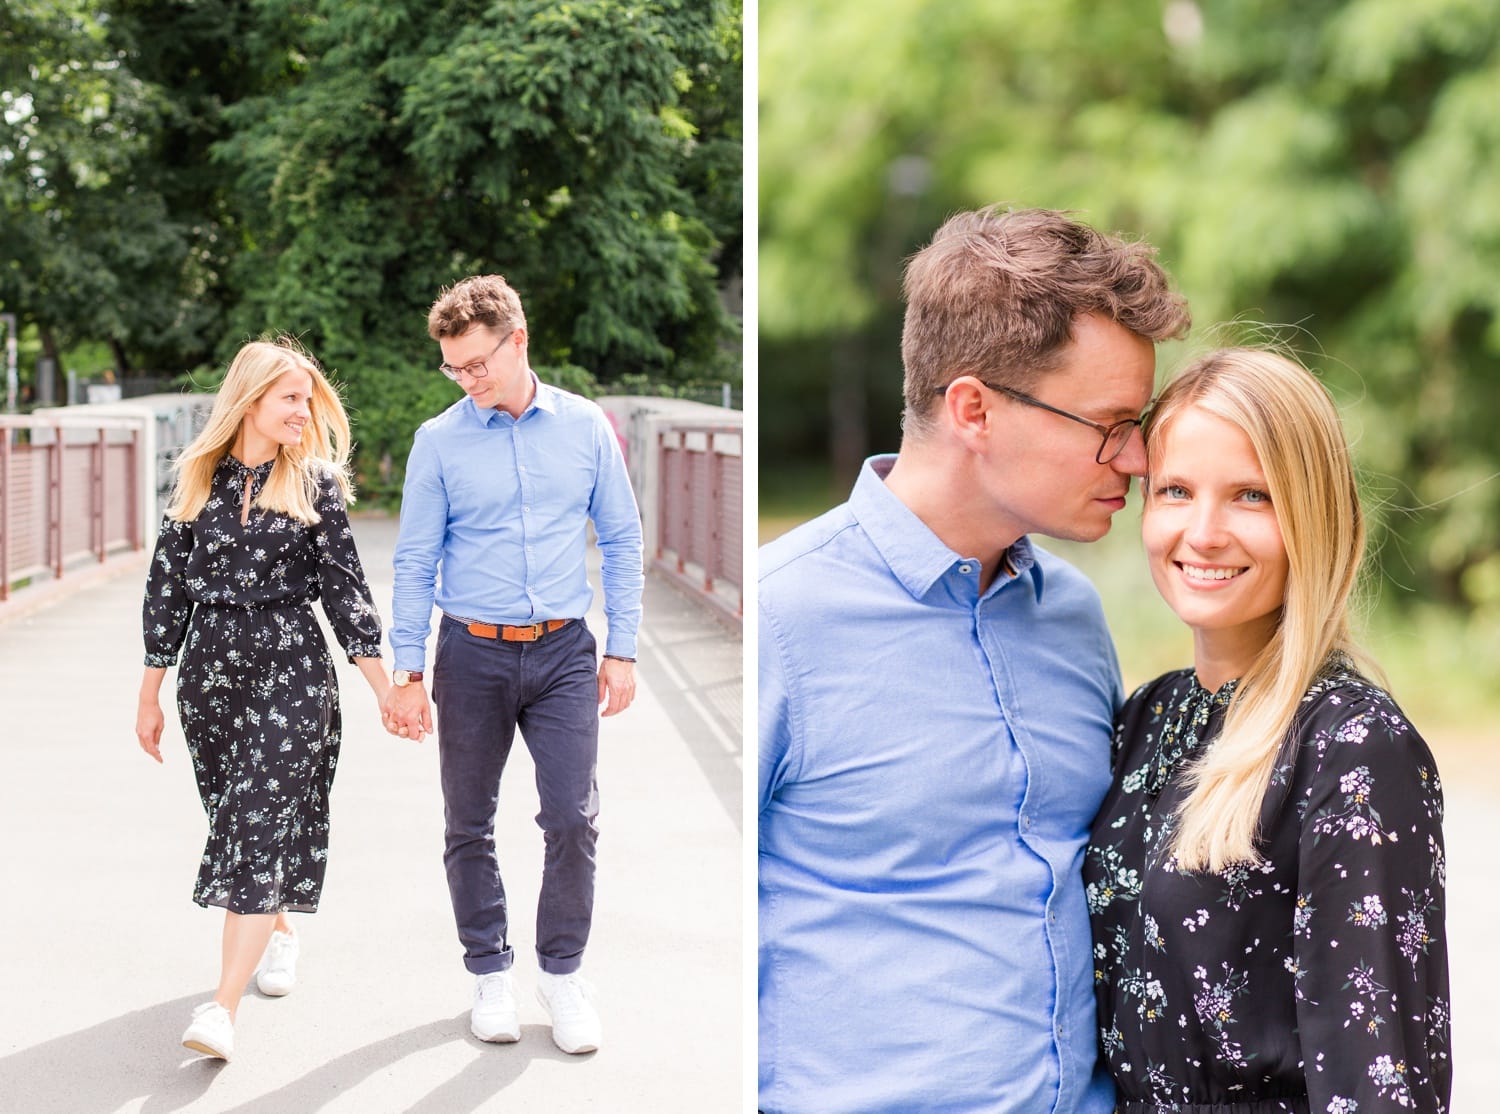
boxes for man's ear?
[941,375,993,446]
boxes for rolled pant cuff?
[464,947,515,976]
[537,951,583,976]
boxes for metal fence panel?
[652,425,742,624]
[2,418,144,600]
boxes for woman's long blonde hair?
[1147,347,1381,872]
[166,338,354,524]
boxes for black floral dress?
[1084,665,1450,1113]
[143,456,383,915]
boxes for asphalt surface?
[0,513,743,1113]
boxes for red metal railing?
[655,425,742,624]
[1,416,143,601]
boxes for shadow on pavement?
[0,993,219,1113]
[1,1002,584,1114]
[207,1016,581,1114]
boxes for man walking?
[385,274,643,1054]
[758,207,1190,1112]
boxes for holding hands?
[382,677,433,742]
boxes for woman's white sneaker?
[471,971,521,1042]
[535,970,601,1054]
[181,1002,234,1060]
[256,929,299,996]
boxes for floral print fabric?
[143,456,382,914]
[1084,666,1450,1113]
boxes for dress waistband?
[195,598,313,612]
[1119,1100,1309,1114]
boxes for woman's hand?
[136,699,165,763]
[136,666,168,763]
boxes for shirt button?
[1024,816,1032,829]
[959,563,972,574]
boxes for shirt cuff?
[144,652,178,668]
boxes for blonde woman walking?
[135,338,391,1061]
[1084,348,1450,1112]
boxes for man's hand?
[598,657,636,717]
[383,682,434,742]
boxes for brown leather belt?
[466,618,572,642]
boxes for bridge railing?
[1,416,144,600]
[1,394,214,602]
[597,397,743,629]
[655,424,743,624]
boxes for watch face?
[394,670,410,686]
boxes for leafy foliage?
[760,0,1500,611]
[2,0,741,487]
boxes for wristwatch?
[393,669,425,687]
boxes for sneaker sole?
[182,1038,231,1060]
[256,978,294,997]
[471,1023,521,1043]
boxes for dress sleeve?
[142,516,195,667]
[1293,695,1451,1112]
[311,473,384,661]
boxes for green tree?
[760,0,1500,611]
[218,0,741,488]
[0,0,165,384]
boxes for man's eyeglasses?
[934,379,1145,464]
[438,333,511,381]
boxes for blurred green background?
[759,0,1500,755]
[2,0,742,497]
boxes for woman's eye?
[1154,484,1187,500]
[1243,489,1271,504]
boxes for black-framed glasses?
[935,379,1145,464]
[438,332,511,381]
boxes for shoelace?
[476,974,513,1005]
[543,977,593,1023]
[264,935,296,971]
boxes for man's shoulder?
[537,381,605,421]
[414,397,472,439]
[758,503,861,588]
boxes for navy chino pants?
[432,613,600,976]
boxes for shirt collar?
[466,371,554,427]
[848,455,1045,602]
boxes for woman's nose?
[1184,504,1228,550]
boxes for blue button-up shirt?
[390,378,643,667]
[758,455,1120,1114]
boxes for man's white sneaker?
[256,929,299,996]
[471,971,521,1042]
[536,970,601,1054]
[181,1002,234,1060]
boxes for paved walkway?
[0,514,742,1113]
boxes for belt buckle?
[518,622,544,642]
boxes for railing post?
[675,431,688,575]
[703,431,719,593]
[128,426,141,549]
[94,428,106,562]
[655,430,668,561]
[49,433,63,578]
[1,427,10,602]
